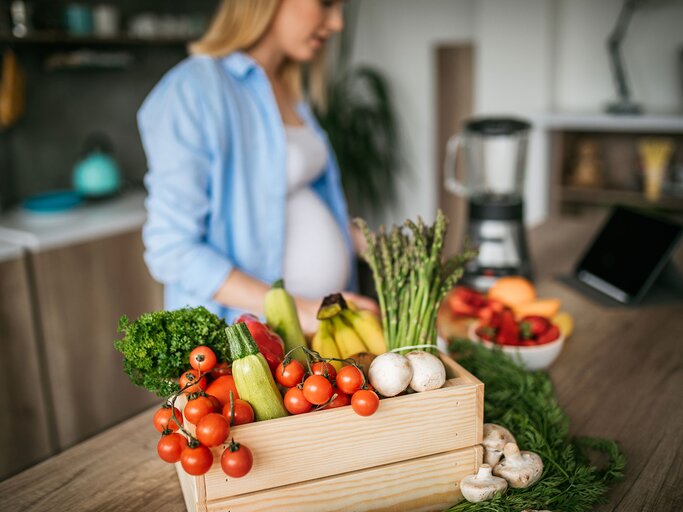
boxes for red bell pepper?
[234,314,284,373]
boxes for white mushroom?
[482,423,516,466]
[368,352,413,397]
[405,350,446,392]
[493,443,544,489]
[459,464,508,503]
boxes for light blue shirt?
[137,52,356,323]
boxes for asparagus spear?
[355,210,476,352]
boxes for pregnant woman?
[138,0,377,332]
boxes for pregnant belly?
[283,189,351,299]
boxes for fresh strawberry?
[536,325,561,345]
[497,309,520,345]
[521,316,551,338]
[496,331,520,345]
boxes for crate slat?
[192,445,481,512]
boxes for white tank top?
[282,125,351,299]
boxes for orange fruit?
[513,298,561,320]
[488,276,536,307]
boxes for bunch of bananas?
[312,295,387,368]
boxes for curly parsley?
[114,307,230,397]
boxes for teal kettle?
[73,134,122,198]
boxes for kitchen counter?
[0,240,22,263]
[1,213,681,511]
[0,190,146,252]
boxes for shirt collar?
[221,51,262,80]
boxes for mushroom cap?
[482,424,516,466]
[493,443,544,489]
[368,352,413,397]
[405,350,446,392]
[482,424,516,452]
[459,464,508,503]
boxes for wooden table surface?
[1,213,682,512]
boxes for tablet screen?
[575,207,682,303]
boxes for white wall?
[351,0,476,226]
[556,0,683,113]
[474,0,556,225]
[350,0,683,227]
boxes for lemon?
[553,311,574,338]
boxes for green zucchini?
[226,322,287,421]
[264,279,308,363]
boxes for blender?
[444,117,533,291]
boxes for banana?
[311,320,343,370]
[330,316,368,359]
[345,299,359,312]
[341,309,387,356]
[264,279,307,363]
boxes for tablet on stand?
[565,206,682,307]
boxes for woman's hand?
[342,292,380,316]
[294,297,321,335]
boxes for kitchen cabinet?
[0,243,54,480]
[29,229,162,450]
[0,191,163,455]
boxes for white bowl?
[467,321,564,371]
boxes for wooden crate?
[176,353,483,512]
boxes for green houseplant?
[314,1,402,217]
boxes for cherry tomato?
[221,440,253,478]
[189,346,217,372]
[324,388,350,409]
[336,365,364,395]
[311,361,337,382]
[210,361,232,378]
[153,405,183,433]
[205,375,239,407]
[537,325,561,345]
[275,359,305,388]
[179,369,207,394]
[157,432,188,463]
[303,375,333,405]
[351,389,379,416]
[196,413,230,447]
[284,386,313,414]
[181,445,214,476]
[222,399,255,426]
[183,395,216,425]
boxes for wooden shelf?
[560,185,683,211]
[0,32,190,47]
[546,113,683,216]
[539,112,683,134]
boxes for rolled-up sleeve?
[138,67,233,301]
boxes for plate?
[22,190,83,214]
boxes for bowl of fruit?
[467,308,565,370]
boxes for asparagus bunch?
[356,209,476,352]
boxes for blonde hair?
[189,0,329,109]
